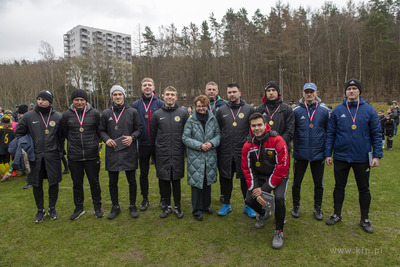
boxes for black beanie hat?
[70,89,88,102]
[37,90,53,104]
[344,78,362,95]
[18,104,28,114]
[264,81,280,94]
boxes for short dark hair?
[227,82,240,90]
[249,112,265,123]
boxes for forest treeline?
[1,0,399,111]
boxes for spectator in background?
[382,107,395,150]
[378,109,385,148]
[0,114,15,182]
[392,100,399,135]
[28,103,34,111]
[12,105,19,123]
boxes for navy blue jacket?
[132,92,164,147]
[293,98,330,161]
[8,134,35,171]
[324,97,383,163]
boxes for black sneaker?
[139,199,149,211]
[272,230,284,249]
[70,209,85,220]
[203,207,213,215]
[255,211,271,229]
[34,209,46,223]
[23,184,33,189]
[291,206,300,218]
[360,219,374,233]
[314,206,323,221]
[160,206,172,218]
[48,208,59,220]
[107,205,121,220]
[174,206,184,219]
[326,213,342,225]
[193,213,203,221]
[160,199,167,210]
[129,205,140,218]
[94,209,104,218]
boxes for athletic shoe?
[23,184,33,189]
[129,205,140,218]
[272,230,284,249]
[139,199,149,211]
[11,170,17,177]
[193,213,203,221]
[203,207,213,215]
[360,219,374,233]
[243,205,257,218]
[326,214,342,225]
[291,206,300,218]
[34,209,46,223]
[70,209,85,220]
[217,204,232,216]
[48,208,59,220]
[314,206,323,221]
[107,205,121,220]
[1,173,11,182]
[94,209,104,218]
[255,211,271,229]
[174,206,184,219]
[160,206,172,218]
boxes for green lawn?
[0,135,399,266]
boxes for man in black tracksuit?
[216,82,256,218]
[62,89,103,220]
[150,86,189,219]
[15,90,63,223]
[256,81,294,150]
[99,85,143,220]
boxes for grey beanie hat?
[110,85,126,97]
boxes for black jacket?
[216,99,254,179]
[256,95,294,149]
[99,104,142,171]
[62,104,101,161]
[150,105,188,180]
[15,107,63,186]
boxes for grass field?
[1,110,399,266]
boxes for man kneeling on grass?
[241,112,289,249]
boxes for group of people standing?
[4,77,383,250]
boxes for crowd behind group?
[0,77,397,250]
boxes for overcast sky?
[0,0,354,62]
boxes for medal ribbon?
[304,102,318,124]
[209,101,216,113]
[229,106,242,123]
[112,106,126,126]
[73,105,87,127]
[346,100,359,125]
[142,93,154,117]
[252,137,263,162]
[265,105,281,120]
[39,107,52,130]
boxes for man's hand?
[326,157,333,166]
[252,187,262,198]
[371,157,380,167]
[122,135,133,146]
[256,196,267,207]
[106,138,116,148]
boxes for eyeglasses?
[195,105,207,108]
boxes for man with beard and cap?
[62,89,103,220]
[15,90,63,223]
[99,85,143,220]
[291,83,330,221]
[241,112,289,249]
[324,78,383,233]
[150,86,189,219]
[215,82,256,218]
[132,78,164,211]
[256,81,294,149]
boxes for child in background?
[0,114,15,181]
[378,109,385,148]
[383,107,395,150]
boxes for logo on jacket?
[174,116,181,122]
[32,121,39,124]
[223,114,229,117]
[341,114,346,118]
[108,117,113,121]
[239,113,244,119]
[300,116,305,120]
[49,121,56,127]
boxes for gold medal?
[269,120,274,126]
[79,127,84,132]
[115,125,118,130]
[352,124,357,130]
[255,161,261,167]
[309,123,314,128]
[232,122,237,127]
[144,114,149,119]
[45,129,49,134]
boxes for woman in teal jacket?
[182,95,220,221]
